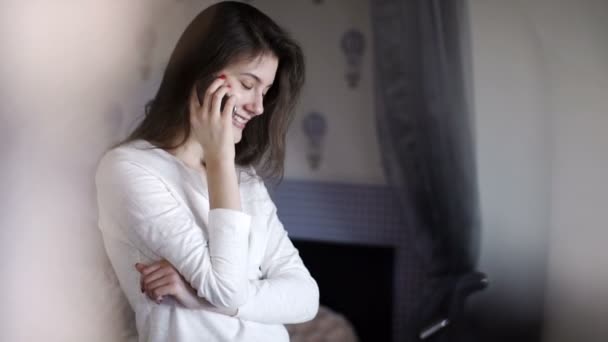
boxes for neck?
[167,134,206,170]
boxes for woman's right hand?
[189,76,238,164]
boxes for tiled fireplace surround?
[271,179,425,342]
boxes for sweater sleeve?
[96,158,251,309]
[234,182,320,324]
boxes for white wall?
[529,1,608,341]
[0,1,193,341]
[467,0,552,329]
[468,0,608,340]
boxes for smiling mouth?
[232,112,248,128]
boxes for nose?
[244,94,264,116]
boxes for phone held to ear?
[196,81,230,112]
[221,94,229,112]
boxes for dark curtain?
[371,0,482,340]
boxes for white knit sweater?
[95,139,319,342]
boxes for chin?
[233,129,243,144]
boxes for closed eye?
[241,82,253,90]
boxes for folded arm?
[145,179,320,323]
[96,158,250,309]
[234,198,320,324]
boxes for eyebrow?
[240,72,273,89]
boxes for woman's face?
[219,53,279,144]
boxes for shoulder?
[95,141,187,209]
[95,141,192,204]
[96,140,181,182]
[98,140,165,169]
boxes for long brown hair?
[121,1,305,182]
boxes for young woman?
[95,2,319,341]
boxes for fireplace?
[292,239,395,341]
[271,179,425,342]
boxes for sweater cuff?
[208,208,251,235]
[207,208,251,262]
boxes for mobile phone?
[196,81,230,112]
[220,94,229,112]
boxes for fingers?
[189,77,224,114]
[135,262,163,277]
[135,261,168,292]
[146,271,179,291]
[210,85,232,118]
[135,261,183,304]
[147,284,178,304]
[142,266,172,285]
[190,76,232,124]
[146,278,172,302]
[221,93,238,123]
[202,76,229,114]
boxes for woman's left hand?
[135,260,239,316]
[135,260,199,307]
